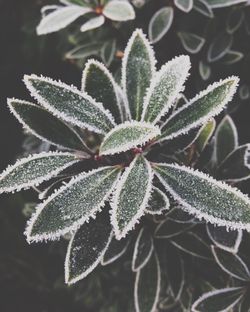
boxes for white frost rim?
[145,186,170,215]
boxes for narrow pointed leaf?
[193,0,214,18]
[65,210,112,284]
[165,206,194,223]
[134,252,161,312]
[160,77,239,142]
[132,227,154,271]
[154,163,250,231]
[142,55,191,124]
[25,166,121,242]
[174,0,193,12]
[66,42,103,59]
[222,50,243,65]
[207,0,247,8]
[155,218,195,238]
[80,15,105,32]
[199,61,211,81]
[100,121,160,156]
[103,0,135,21]
[82,59,122,123]
[111,155,153,239]
[24,75,115,135]
[196,119,216,153]
[37,6,92,35]
[0,152,78,194]
[101,39,116,67]
[8,99,84,150]
[178,32,205,54]
[122,29,156,120]
[207,32,233,63]
[101,235,130,265]
[145,187,170,215]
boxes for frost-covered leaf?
[178,32,205,54]
[207,224,242,253]
[212,246,250,281]
[132,227,154,271]
[154,163,250,231]
[193,0,214,18]
[8,99,85,150]
[206,0,247,8]
[101,235,130,265]
[103,0,135,21]
[111,155,153,239]
[101,39,116,67]
[207,32,233,63]
[82,59,121,123]
[191,287,244,312]
[141,55,190,124]
[134,252,161,312]
[160,77,239,142]
[214,115,238,165]
[155,218,195,238]
[37,6,92,35]
[174,0,193,12]
[122,29,156,120]
[148,7,174,44]
[65,209,112,284]
[196,119,215,153]
[0,152,78,194]
[222,50,243,65]
[80,15,105,32]
[145,187,170,215]
[227,8,244,34]
[66,42,103,59]
[24,74,115,134]
[99,121,160,156]
[25,166,121,242]
[199,61,211,81]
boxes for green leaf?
[155,218,195,238]
[24,74,116,135]
[192,287,244,312]
[80,15,105,33]
[212,246,250,281]
[134,252,161,312]
[195,119,216,153]
[227,8,244,34]
[66,42,103,59]
[65,209,112,284]
[239,85,250,100]
[174,0,193,12]
[160,77,239,142]
[111,155,153,239]
[132,227,154,271]
[101,235,130,265]
[193,0,214,18]
[82,59,122,123]
[145,186,170,215]
[154,163,250,231]
[141,55,190,124]
[8,99,85,150]
[0,152,78,194]
[206,0,247,8]
[222,50,243,65]
[165,206,195,223]
[122,29,156,120]
[101,39,116,67]
[178,32,205,54]
[103,0,135,21]
[207,32,233,63]
[148,7,174,44]
[25,166,121,242]
[199,61,211,81]
[99,121,160,156]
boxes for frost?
[80,15,105,33]
[178,32,205,54]
[145,186,170,215]
[155,218,195,239]
[102,1,135,21]
[174,0,193,12]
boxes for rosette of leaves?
[2,29,250,311]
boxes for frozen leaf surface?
[195,119,215,153]
[178,32,205,54]
[80,15,105,32]
[145,187,170,215]
[174,0,193,12]
[103,0,135,21]
[101,235,130,265]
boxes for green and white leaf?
[207,32,233,63]
[111,155,153,239]
[206,0,247,8]
[101,39,116,67]
[160,76,239,142]
[148,7,174,44]
[174,0,193,12]
[141,55,190,124]
[193,0,214,18]
[227,8,244,34]
[155,218,195,239]
[99,121,160,156]
[239,85,250,100]
[195,119,216,153]
[24,74,116,134]
[178,32,205,54]
[80,15,105,33]
[222,50,243,65]
[25,166,121,242]
[65,210,112,284]
[199,61,211,81]
[154,163,250,231]
[66,42,103,59]
[145,186,170,215]
[103,0,135,21]
[0,152,78,194]
[122,29,156,120]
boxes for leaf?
[174,0,193,12]
[227,8,244,34]
[154,163,250,232]
[103,0,135,21]
[24,74,116,135]
[160,77,239,142]
[212,246,250,281]
[134,252,161,312]
[239,294,250,312]
[206,0,247,8]
[145,187,170,215]
[239,85,250,100]
[155,218,195,238]
[132,227,154,271]
[25,166,121,242]
[214,115,238,165]
[82,59,121,123]
[101,235,130,265]
[207,32,233,63]
[148,7,174,44]
[80,15,105,32]
[199,61,211,81]
[8,99,85,150]
[165,206,195,223]
[178,32,205,54]
[141,55,191,124]
[101,39,116,67]
[207,224,242,253]
[195,119,216,153]
[222,50,243,65]
[37,5,92,35]
[66,42,103,59]
[191,287,244,312]
[0,152,78,194]
[65,209,112,284]
[193,0,214,18]
[111,155,153,239]
[122,29,156,120]
[99,121,160,156]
